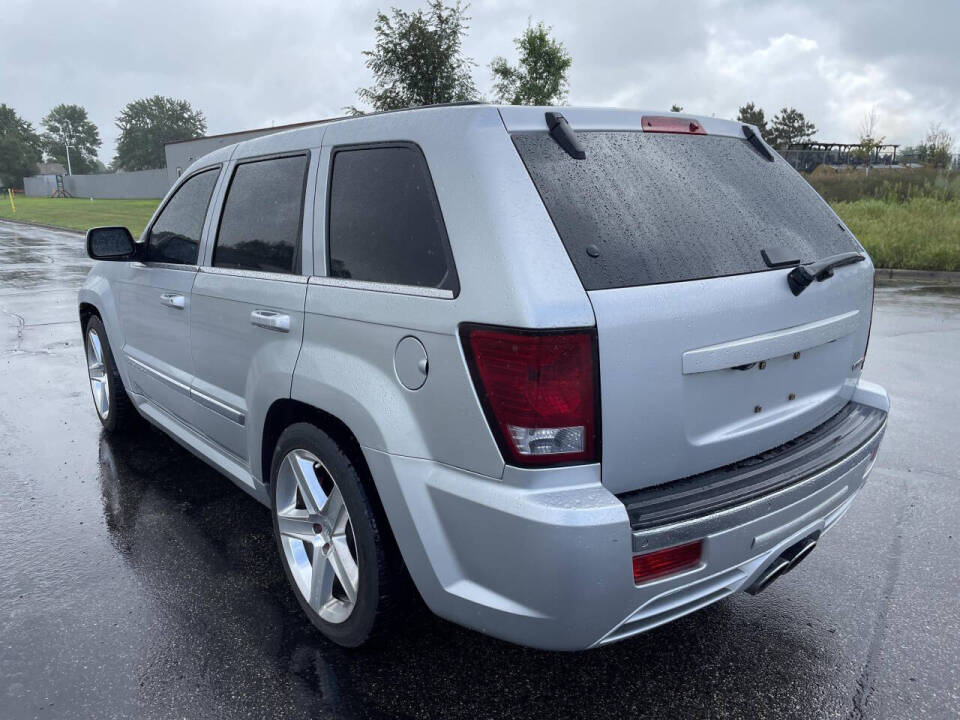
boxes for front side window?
[327,144,458,293]
[146,167,219,265]
[213,154,308,274]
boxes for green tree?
[670,104,683,112]
[0,104,42,188]
[924,123,954,169]
[768,107,816,149]
[352,1,478,113]
[114,96,206,171]
[40,103,101,175]
[737,102,768,137]
[491,22,572,105]
[853,108,884,166]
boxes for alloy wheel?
[275,449,360,624]
[86,328,110,420]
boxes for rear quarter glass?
[511,131,861,290]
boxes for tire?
[83,315,141,434]
[269,422,406,647]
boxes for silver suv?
[79,105,888,650]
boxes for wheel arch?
[260,398,409,570]
[260,398,373,493]
[78,301,100,331]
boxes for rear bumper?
[366,381,888,651]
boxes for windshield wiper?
[787,252,865,296]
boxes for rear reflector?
[641,115,707,135]
[460,325,599,466]
[633,541,703,584]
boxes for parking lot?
[1,219,958,719]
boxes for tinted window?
[146,168,219,264]
[513,132,860,289]
[213,154,308,274]
[328,145,458,293]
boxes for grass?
[0,196,161,238]
[832,197,960,271]
[806,166,960,203]
[804,166,960,270]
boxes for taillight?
[641,115,707,135]
[633,541,703,584]
[460,324,600,466]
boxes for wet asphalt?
[1,220,958,719]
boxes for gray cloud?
[2,0,957,164]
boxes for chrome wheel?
[275,449,360,624]
[86,328,110,420]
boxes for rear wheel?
[84,315,139,434]
[270,422,405,647]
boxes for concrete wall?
[23,168,170,199]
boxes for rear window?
[512,131,860,289]
[327,144,459,294]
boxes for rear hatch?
[511,116,873,494]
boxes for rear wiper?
[787,252,865,296]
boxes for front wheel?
[84,315,140,433]
[270,423,406,647]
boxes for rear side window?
[327,144,459,294]
[213,154,308,274]
[146,167,219,265]
[512,132,860,289]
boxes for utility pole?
[62,120,73,175]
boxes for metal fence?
[22,168,171,199]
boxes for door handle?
[160,293,186,309]
[250,309,290,332]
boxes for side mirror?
[86,226,139,261]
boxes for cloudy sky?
[3,0,957,164]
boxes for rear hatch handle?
[787,252,865,296]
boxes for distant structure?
[36,162,67,176]
[781,142,900,172]
[50,174,73,198]
[163,118,341,186]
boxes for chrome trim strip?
[130,261,199,272]
[308,275,455,299]
[126,355,245,426]
[630,420,886,553]
[126,355,191,395]
[190,387,246,426]
[199,266,308,284]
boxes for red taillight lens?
[633,541,703,584]
[641,115,707,135]
[461,325,599,466]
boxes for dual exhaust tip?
[746,533,820,595]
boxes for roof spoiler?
[545,112,586,160]
[742,124,775,162]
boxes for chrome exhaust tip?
[746,557,791,595]
[746,534,819,595]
